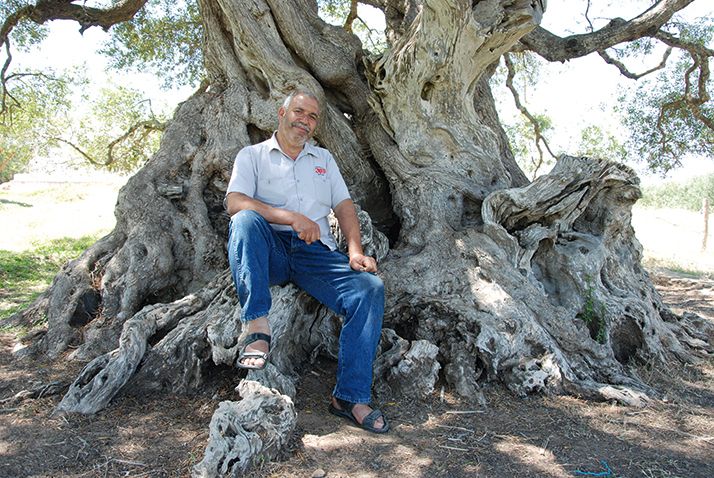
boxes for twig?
[110,458,147,466]
[445,410,485,414]
[584,0,595,32]
[438,445,470,452]
[435,424,475,433]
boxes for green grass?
[0,235,100,322]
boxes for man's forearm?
[227,192,321,243]
[226,192,295,226]
[333,199,363,257]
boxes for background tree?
[618,18,714,174]
[58,84,168,172]
[1,1,712,474]
[0,72,72,182]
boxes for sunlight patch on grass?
[0,235,100,322]
[642,256,713,280]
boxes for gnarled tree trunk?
[7,0,712,475]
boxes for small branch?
[106,118,167,165]
[584,0,595,32]
[344,0,359,32]
[436,424,476,433]
[52,118,166,168]
[598,47,672,79]
[438,445,470,452]
[655,30,714,57]
[503,53,557,177]
[0,381,65,405]
[1,41,14,113]
[51,137,103,166]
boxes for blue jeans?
[227,210,385,404]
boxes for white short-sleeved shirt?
[226,134,351,250]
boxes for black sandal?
[328,397,390,434]
[235,332,271,370]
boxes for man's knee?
[361,273,384,300]
[230,209,266,234]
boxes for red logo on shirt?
[314,167,327,176]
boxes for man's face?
[277,94,320,146]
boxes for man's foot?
[236,317,271,370]
[329,396,389,434]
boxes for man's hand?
[349,253,378,273]
[291,212,321,244]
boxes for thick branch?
[520,0,695,61]
[26,0,148,33]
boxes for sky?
[9,0,714,184]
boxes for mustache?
[290,121,311,132]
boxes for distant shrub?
[639,173,714,211]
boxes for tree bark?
[6,0,713,474]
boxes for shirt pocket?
[257,171,288,208]
[312,173,332,207]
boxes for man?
[225,90,388,433]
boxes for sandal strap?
[239,351,268,359]
[243,332,271,347]
[334,397,356,413]
[361,409,384,429]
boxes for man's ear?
[277,106,285,121]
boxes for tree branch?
[503,53,557,178]
[584,0,595,32]
[27,0,149,33]
[51,136,101,166]
[598,47,673,80]
[2,71,65,117]
[654,30,713,132]
[51,118,166,168]
[105,118,166,166]
[1,41,14,113]
[343,0,358,32]
[519,0,696,62]
[1,0,148,112]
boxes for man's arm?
[333,199,377,273]
[226,192,321,244]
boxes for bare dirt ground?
[1,178,713,478]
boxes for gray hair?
[281,89,321,110]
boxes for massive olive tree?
[2,0,712,475]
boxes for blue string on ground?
[573,460,613,477]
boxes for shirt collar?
[268,132,317,159]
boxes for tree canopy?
[0,1,712,178]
